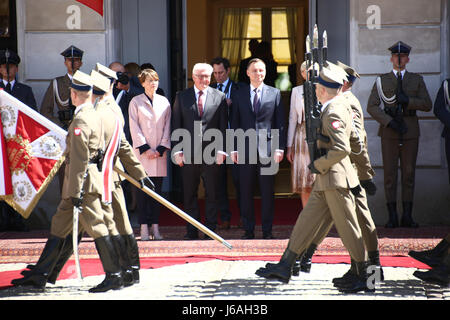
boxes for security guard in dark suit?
[0,49,36,232]
[367,41,432,228]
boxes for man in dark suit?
[434,78,450,184]
[0,49,36,232]
[210,57,241,230]
[231,58,286,239]
[0,49,37,109]
[171,63,228,239]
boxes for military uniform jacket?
[312,96,359,191]
[340,91,375,181]
[62,102,103,199]
[367,71,432,139]
[95,96,147,183]
[40,74,72,127]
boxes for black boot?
[124,234,141,284]
[401,201,418,228]
[413,254,450,287]
[299,244,317,273]
[21,233,83,284]
[11,235,65,288]
[255,249,298,283]
[368,250,384,282]
[409,239,450,268]
[332,259,356,286]
[334,261,375,293]
[292,252,303,277]
[111,235,134,287]
[89,236,123,293]
[385,202,399,228]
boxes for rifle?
[304,25,330,166]
[395,43,405,147]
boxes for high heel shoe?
[151,224,163,240]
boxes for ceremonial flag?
[0,89,67,218]
[0,109,12,196]
[76,0,104,17]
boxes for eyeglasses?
[194,74,211,79]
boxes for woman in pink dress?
[286,62,315,207]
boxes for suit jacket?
[313,97,359,191]
[171,86,228,163]
[114,81,144,143]
[0,81,37,110]
[231,83,286,159]
[129,93,171,176]
[211,79,239,123]
[40,74,72,128]
[434,79,450,138]
[367,70,432,139]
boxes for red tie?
[198,90,204,117]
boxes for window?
[0,0,10,38]
[219,7,298,91]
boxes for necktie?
[253,88,260,114]
[217,83,223,92]
[5,82,11,94]
[198,90,204,117]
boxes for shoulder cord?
[376,76,396,104]
[444,80,450,109]
[53,79,70,107]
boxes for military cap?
[61,45,84,59]
[95,63,118,82]
[90,70,110,95]
[0,49,21,65]
[318,61,346,89]
[388,41,411,55]
[71,70,92,92]
[337,61,360,82]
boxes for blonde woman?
[286,62,315,207]
[129,69,171,240]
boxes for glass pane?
[246,10,261,38]
[272,39,291,65]
[0,0,10,38]
[272,10,288,38]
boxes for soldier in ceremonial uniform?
[40,45,84,192]
[367,41,432,228]
[255,63,372,294]
[12,71,124,293]
[91,65,154,284]
[291,62,383,286]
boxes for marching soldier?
[12,71,124,293]
[91,65,154,284]
[367,41,432,228]
[291,62,383,286]
[255,63,372,294]
[40,45,84,192]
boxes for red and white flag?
[0,89,67,218]
[0,109,13,196]
[76,0,104,17]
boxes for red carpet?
[0,254,431,290]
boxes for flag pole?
[113,167,233,250]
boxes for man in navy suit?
[210,57,241,230]
[434,78,450,184]
[231,58,286,239]
[0,49,37,110]
[171,63,228,239]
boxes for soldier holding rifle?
[367,41,432,228]
[255,27,371,294]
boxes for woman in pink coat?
[129,69,171,240]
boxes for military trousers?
[308,188,379,253]
[287,187,367,263]
[102,181,133,236]
[50,193,117,239]
[381,137,419,203]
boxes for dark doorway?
[0,0,17,51]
